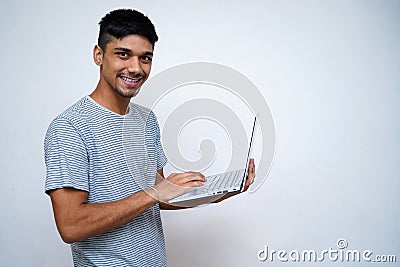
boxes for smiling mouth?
[119,75,143,87]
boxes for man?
[44,9,255,266]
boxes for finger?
[247,158,253,174]
[249,158,255,171]
[167,172,206,186]
[181,172,206,187]
[185,171,206,179]
[246,159,254,177]
[245,158,255,189]
[182,179,206,188]
[182,172,206,183]
[244,175,253,189]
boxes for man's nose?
[127,57,143,74]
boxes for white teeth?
[121,77,140,83]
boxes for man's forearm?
[50,188,157,243]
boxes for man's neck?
[90,83,131,115]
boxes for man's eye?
[141,56,152,62]
[117,52,128,57]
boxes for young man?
[44,9,255,266]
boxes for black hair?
[98,9,158,51]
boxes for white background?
[0,0,399,266]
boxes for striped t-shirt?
[44,96,168,266]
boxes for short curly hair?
[98,9,158,51]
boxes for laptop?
[169,116,257,205]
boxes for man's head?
[94,9,158,99]
[98,9,158,52]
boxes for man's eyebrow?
[114,47,153,56]
[114,47,132,53]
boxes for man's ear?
[93,45,104,66]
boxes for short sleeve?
[44,117,89,194]
[149,111,168,170]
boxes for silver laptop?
[169,116,257,205]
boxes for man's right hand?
[153,172,206,202]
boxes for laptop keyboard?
[202,169,244,192]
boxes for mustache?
[117,72,146,79]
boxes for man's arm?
[49,188,155,243]
[49,172,205,243]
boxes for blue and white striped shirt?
[44,96,168,266]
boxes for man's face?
[95,34,153,98]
